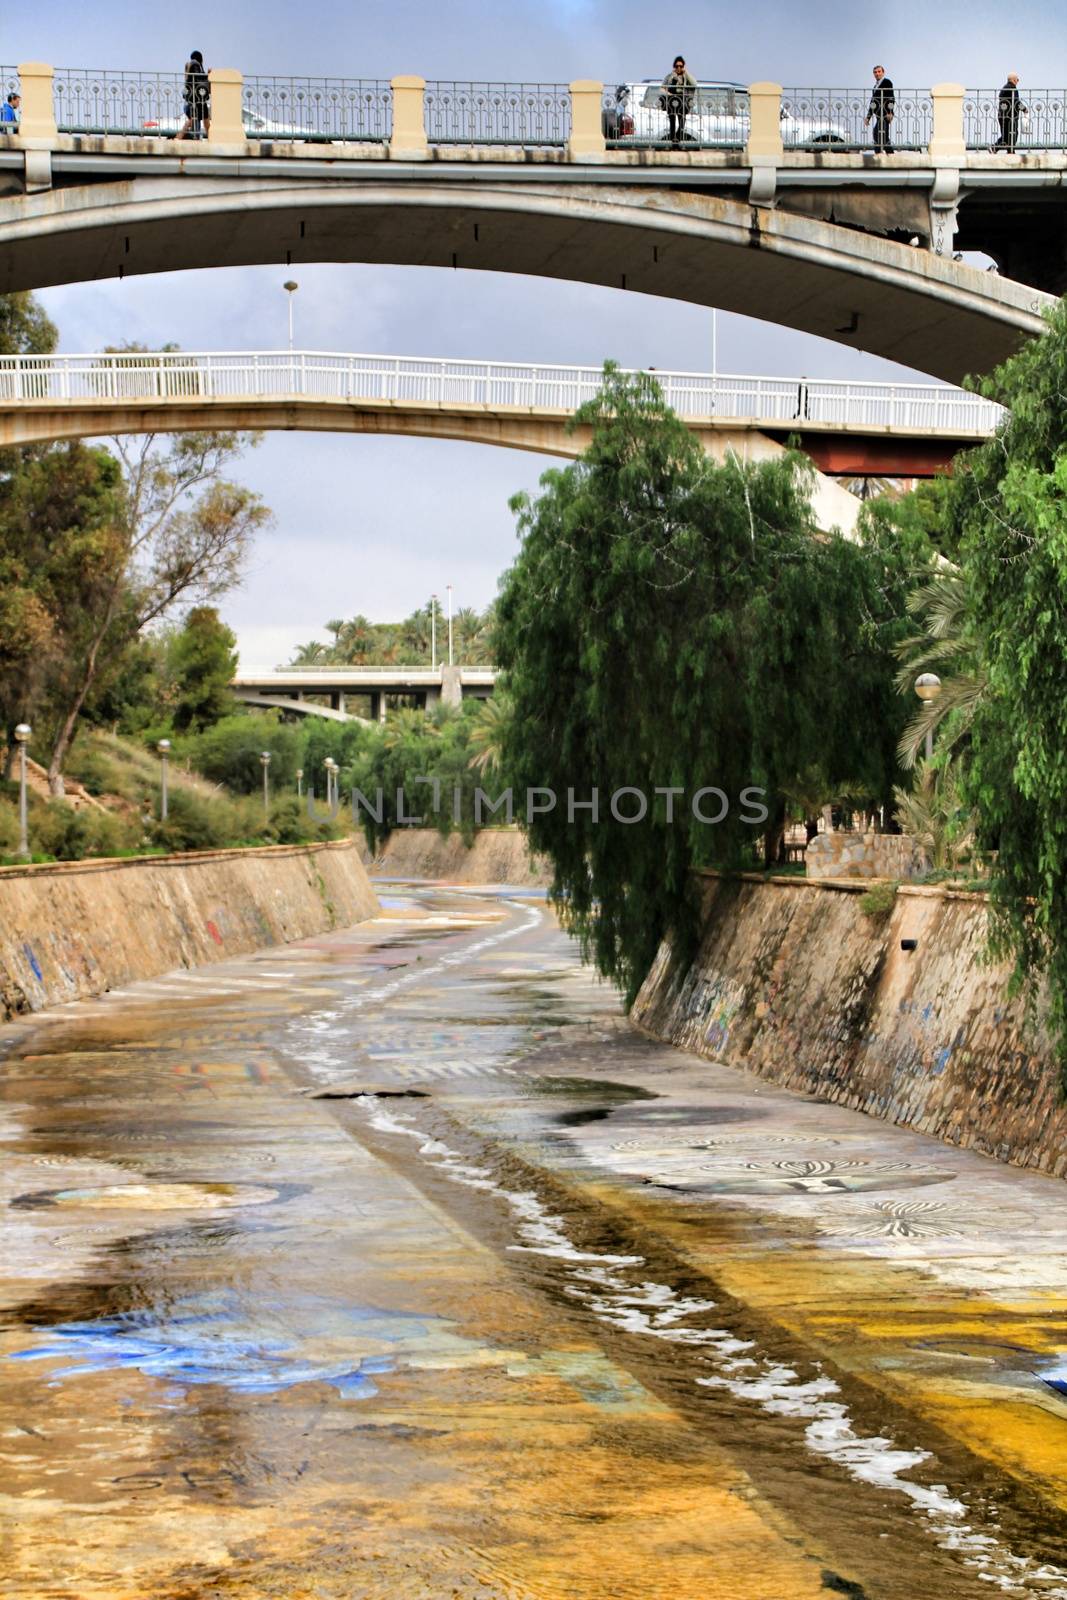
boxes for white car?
[603,80,848,148]
[140,108,321,141]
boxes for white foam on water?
[365,1092,1067,1597]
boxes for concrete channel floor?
[1,881,1066,1599]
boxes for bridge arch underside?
[0,398,978,480]
[0,180,1051,383]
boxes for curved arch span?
[0,178,1051,382]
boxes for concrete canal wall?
[361,827,552,886]
[0,839,379,1019]
[633,873,1067,1176]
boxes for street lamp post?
[157,738,171,821]
[283,280,298,360]
[260,751,272,820]
[914,673,943,762]
[13,723,31,862]
[296,767,304,800]
[447,583,454,667]
[324,757,338,809]
[431,594,438,671]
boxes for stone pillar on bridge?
[568,81,605,161]
[15,63,56,140]
[330,691,347,714]
[390,76,428,159]
[928,83,965,257]
[745,82,783,206]
[207,69,247,146]
[441,665,463,709]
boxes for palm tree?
[288,639,327,666]
[894,569,987,769]
[468,694,509,778]
[893,758,976,871]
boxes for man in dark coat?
[995,74,1026,152]
[865,65,895,152]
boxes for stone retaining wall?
[360,827,551,886]
[632,873,1065,1176]
[806,830,930,881]
[0,839,379,1019]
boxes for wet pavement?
[2,882,1067,1599]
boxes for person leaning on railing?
[865,64,894,152]
[0,92,20,128]
[994,74,1026,153]
[661,56,697,145]
[175,49,211,141]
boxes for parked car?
[140,108,321,141]
[602,80,848,148]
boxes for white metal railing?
[0,350,1004,435]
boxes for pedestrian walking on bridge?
[865,65,894,152]
[995,74,1026,152]
[661,57,697,146]
[0,93,20,127]
[176,50,210,141]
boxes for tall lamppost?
[295,767,304,800]
[447,582,454,667]
[324,756,338,809]
[283,280,298,358]
[13,723,31,862]
[914,673,942,762]
[260,750,272,820]
[431,593,438,671]
[157,738,171,820]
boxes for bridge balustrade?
[0,349,1006,436]
[1,65,1066,153]
[779,88,933,150]
[963,88,1067,150]
[240,76,392,142]
[423,82,571,145]
[52,66,187,136]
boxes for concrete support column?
[378,692,388,724]
[568,80,605,161]
[425,686,441,708]
[389,76,428,159]
[207,68,246,146]
[745,82,782,205]
[441,665,463,708]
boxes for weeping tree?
[496,366,919,1002]
[948,300,1067,1070]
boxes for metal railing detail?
[54,67,186,135]
[780,87,933,150]
[425,81,570,144]
[963,88,1067,150]
[0,350,1004,436]
[240,76,391,142]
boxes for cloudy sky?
[8,0,1061,665]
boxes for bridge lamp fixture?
[447,583,454,667]
[157,738,171,821]
[914,673,942,762]
[260,750,272,819]
[283,280,299,356]
[13,723,31,862]
[431,594,438,671]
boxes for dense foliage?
[495,367,931,1001]
[290,602,497,667]
[942,301,1067,1061]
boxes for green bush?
[260,793,342,846]
[186,713,304,795]
[31,802,139,861]
[858,880,899,921]
[149,787,249,853]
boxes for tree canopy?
[495,366,931,1001]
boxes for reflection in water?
[7,1288,498,1399]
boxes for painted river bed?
[1,883,1067,1598]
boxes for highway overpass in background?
[233,665,497,722]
